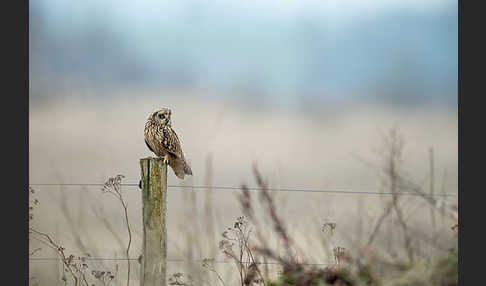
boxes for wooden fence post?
[140,157,167,286]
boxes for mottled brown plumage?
[144,108,193,179]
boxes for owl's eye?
[158,113,164,119]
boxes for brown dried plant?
[358,128,458,265]
[218,216,265,286]
[237,166,355,286]
[168,272,195,286]
[362,128,415,263]
[102,174,132,286]
[201,258,227,286]
[29,187,118,286]
[202,215,264,286]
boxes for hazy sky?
[30,0,457,102]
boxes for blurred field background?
[29,1,457,285]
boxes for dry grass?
[29,94,457,285]
[29,175,132,286]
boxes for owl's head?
[151,107,172,126]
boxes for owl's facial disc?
[154,109,171,125]
[164,111,172,126]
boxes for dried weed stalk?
[237,166,355,286]
[213,216,265,286]
[363,128,458,264]
[29,187,117,286]
[363,129,414,263]
[29,227,90,286]
[168,272,195,286]
[102,174,132,286]
[202,258,226,286]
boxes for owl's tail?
[170,156,193,180]
[184,162,193,176]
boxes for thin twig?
[103,175,132,286]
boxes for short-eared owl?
[144,108,193,179]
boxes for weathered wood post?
[140,157,167,286]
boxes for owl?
[144,107,193,179]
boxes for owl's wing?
[161,126,183,158]
[145,139,155,153]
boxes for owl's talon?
[163,154,169,164]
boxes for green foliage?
[385,250,458,286]
[429,251,458,286]
[268,271,325,286]
[266,268,355,286]
[265,250,458,286]
[357,264,380,286]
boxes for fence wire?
[29,183,457,197]
[28,257,332,266]
[28,181,456,270]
